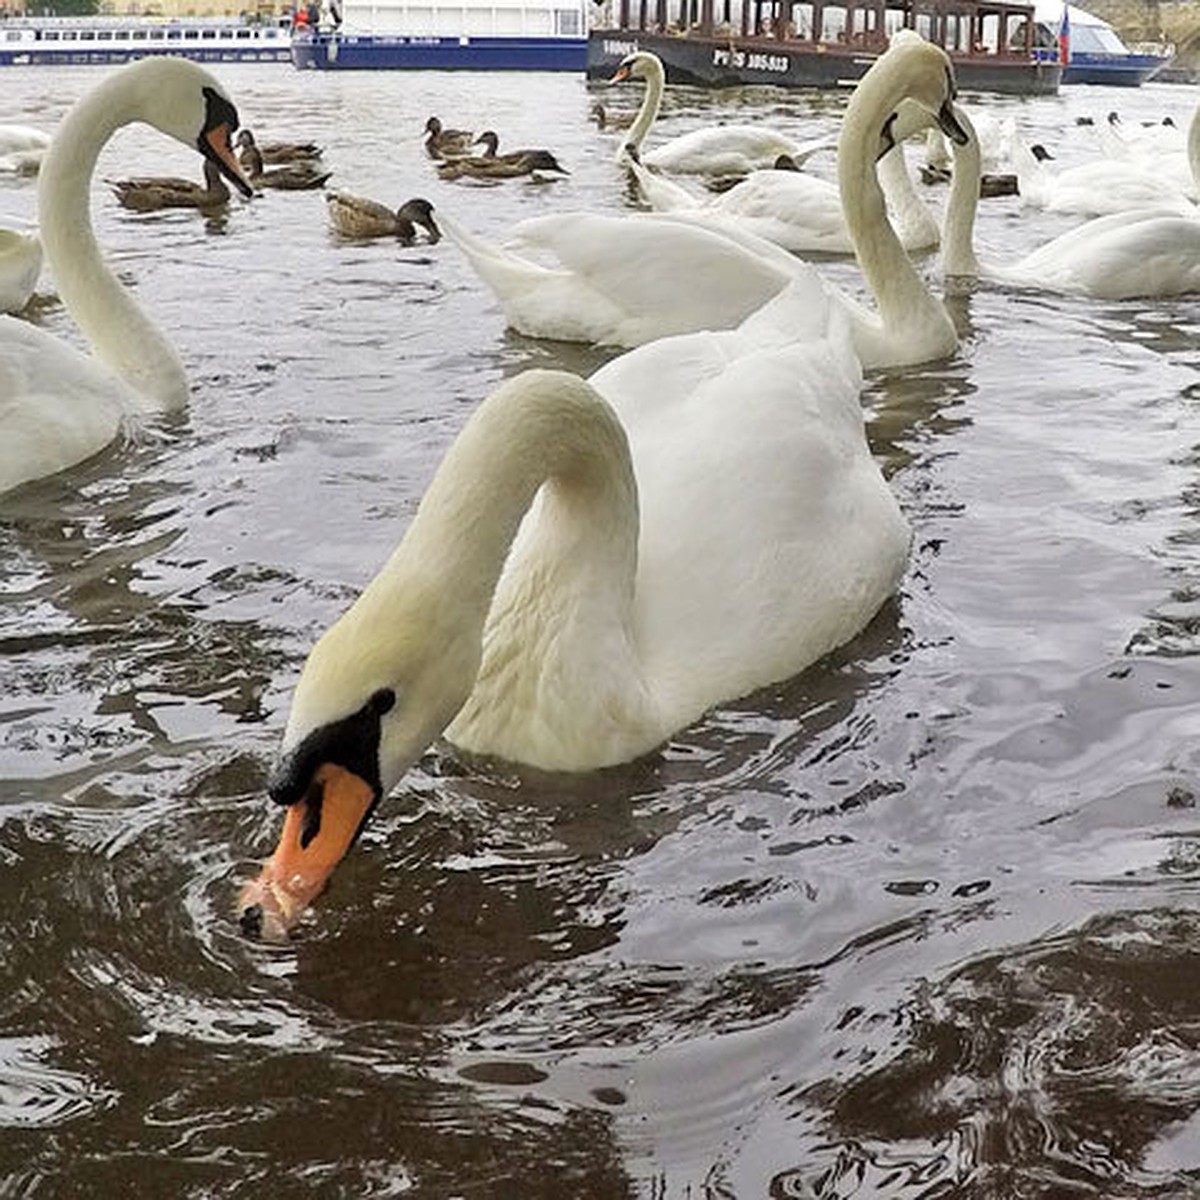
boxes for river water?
[2,58,1200,1198]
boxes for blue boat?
[290,0,587,70]
[1029,1,1171,86]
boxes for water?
[2,60,1200,1197]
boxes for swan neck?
[1189,103,1200,191]
[941,110,982,277]
[37,70,187,410]
[620,59,664,155]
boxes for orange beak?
[609,63,633,83]
[203,122,254,199]
[238,762,375,940]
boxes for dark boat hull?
[587,29,1061,95]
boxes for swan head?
[239,568,484,939]
[610,50,663,84]
[870,40,969,159]
[114,58,253,199]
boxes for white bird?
[0,123,51,156]
[0,227,41,314]
[612,50,830,177]
[941,106,1200,300]
[0,59,252,497]
[625,139,940,255]
[237,31,962,938]
[442,74,961,371]
[1011,136,1195,217]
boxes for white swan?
[1011,135,1196,217]
[0,227,41,314]
[237,32,963,936]
[613,50,830,176]
[442,55,964,369]
[941,106,1200,299]
[0,59,252,497]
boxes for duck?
[237,31,963,938]
[0,58,252,497]
[325,191,441,242]
[235,128,322,165]
[436,147,568,181]
[424,115,474,159]
[612,50,831,176]
[590,99,637,131]
[107,158,231,212]
[439,41,963,369]
[622,137,940,255]
[940,104,1200,300]
[240,138,332,190]
[0,227,41,314]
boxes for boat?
[586,0,1061,96]
[0,14,293,67]
[1029,1,1170,86]
[290,0,588,70]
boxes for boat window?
[79,30,94,39]
[41,29,59,39]
[96,30,112,39]
[167,29,181,37]
[132,29,147,38]
[236,28,251,36]
[556,7,581,33]
[184,29,199,38]
[61,30,76,39]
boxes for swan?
[442,48,964,369]
[0,227,41,314]
[0,58,251,497]
[613,50,830,176]
[326,192,440,241]
[625,139,940,255]
[0,123,51,156]
[238,31,961,937]
[941,106,1200,300]
[1011,136,1195,217]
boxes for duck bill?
[238,762,376,940]
[201,123,254,198]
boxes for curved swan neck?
[38,69,187,411]
[619,56,664,157]
[838,57,947,336]
[940,107,982,277]
[1188,103,1200,193]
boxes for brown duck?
[240,139,331,190]
[326,191,440,242]
[424,116,474,159]
[107,159,231,212]
[236,128,323,165]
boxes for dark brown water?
[2,62,1200,1198]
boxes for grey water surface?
[2,61,1200,1198]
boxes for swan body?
[237,33,969,937]
[108,158,231,212]
[0,58,251,496]
[0,123,51,156]
[613,51,826,176]
[326,191,440,242]
[0,228,41,313]
[627,141,940,255]
[942,107,1200,300]
[1012,138,1195,217]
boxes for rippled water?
[2,60,1200,1197]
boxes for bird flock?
[2,40,1199,936]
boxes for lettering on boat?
[603,37,639,56]
[713,46,788,71]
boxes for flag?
[1058,4,1070,64]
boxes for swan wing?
[1007,210,1200,299]
[509,211,802,338]
[0,318,137,494]
[708,171,853,253]
[645,125,800,175]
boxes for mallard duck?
[590,100,637,132]
[437,140,568,181]
[107,158,231,211]
[424,116,474,159]
[240,139,331,190]
[326,191,440,242]
[236,128,323,165]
